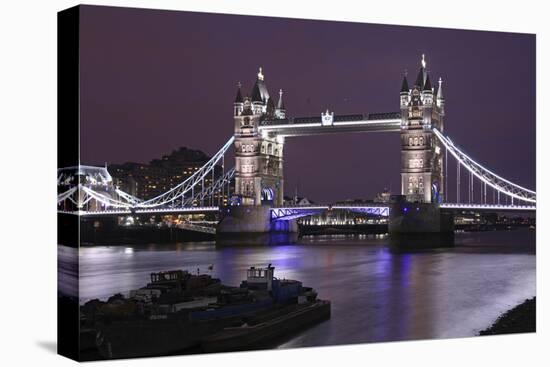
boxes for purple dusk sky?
[79,5,535,203]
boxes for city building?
[109,147,227,205]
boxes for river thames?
[59,228,535,347]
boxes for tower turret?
[423,74,432,92]
[400,54,445,203]
[436,77,445,115]
[275,89,286,119]
[414,54,428,89]
[251,82,263,115]
[233,68,284,207]
[234,82,244,116]
[250,67,270,115]
[422,73,433,106]
[400,73,409,109]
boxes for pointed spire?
[423,74,432,92]
[251,66,270,103]
[234,82,243,103]
[437,77,444,100]
[251,81,263,102]
[277,89,285,109]
[400,74,409,93]
[257,66,264,81]
[415,53,428,88]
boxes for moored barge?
[80,265,330,359]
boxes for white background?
[0,0,547,366]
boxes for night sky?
[79,5,535,203]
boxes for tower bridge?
[58,55,536,235]
[231,54,446,208]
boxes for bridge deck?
[259,113,401,137]
[58,203,535,217]
[439,203,536,212]
[58,206,220,216]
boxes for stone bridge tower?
[399,55,446,203]
[233,68,286,206]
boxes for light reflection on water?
[60,229,535,346]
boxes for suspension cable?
[433,128,535,203]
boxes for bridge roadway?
[58,203,536,218]
[439,203,536,212]
[57,206,220,216]
[258,113,401,137]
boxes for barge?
[80,265,330,359]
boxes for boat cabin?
[150,270,188,283]
[245,265,275,291]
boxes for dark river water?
[59,229,535,347]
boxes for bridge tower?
[399,55,445,203]
[233,68,285,206]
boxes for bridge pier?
[388,201,454,234]
[217,205,298,234]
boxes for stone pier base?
[388,202,454,234]
[216,205,298,234]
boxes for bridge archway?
[261,187,274,204]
